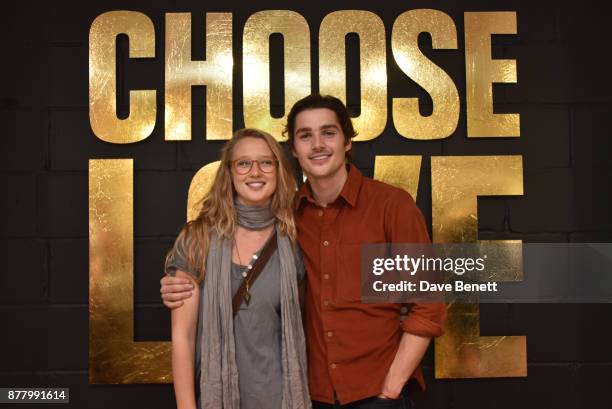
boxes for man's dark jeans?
[312,394,413,409]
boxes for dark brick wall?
[1,1,610,408]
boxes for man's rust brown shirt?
[295,165,446,404]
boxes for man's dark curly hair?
[283,94,357,159]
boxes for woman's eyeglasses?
[231,158,278,175]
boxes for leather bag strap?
[232,232,278,317]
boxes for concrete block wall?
[1,1,610,408]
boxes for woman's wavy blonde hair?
[167,128,297,283]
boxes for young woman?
[165,128,310,409]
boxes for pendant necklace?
[233,239,258,305]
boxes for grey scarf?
[199,201,311,409]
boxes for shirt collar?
[295,164,363,210]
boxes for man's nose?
[312,133,324,149]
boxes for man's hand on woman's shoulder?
[160,275,194,308]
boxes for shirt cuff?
[401,303,446,338]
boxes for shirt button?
[330,363,337,369]
[323,240,329,246]
[327,331,333,337]
[317,210,323,216]
[323,274,329,280]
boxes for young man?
[161,95,446,408]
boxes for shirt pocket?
[336,243,366,302]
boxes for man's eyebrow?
[295,123,340,134]
[295,127,312,134]
[296,124,340,133]
[320,124,340,130]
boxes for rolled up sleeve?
[402,302,446,337]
